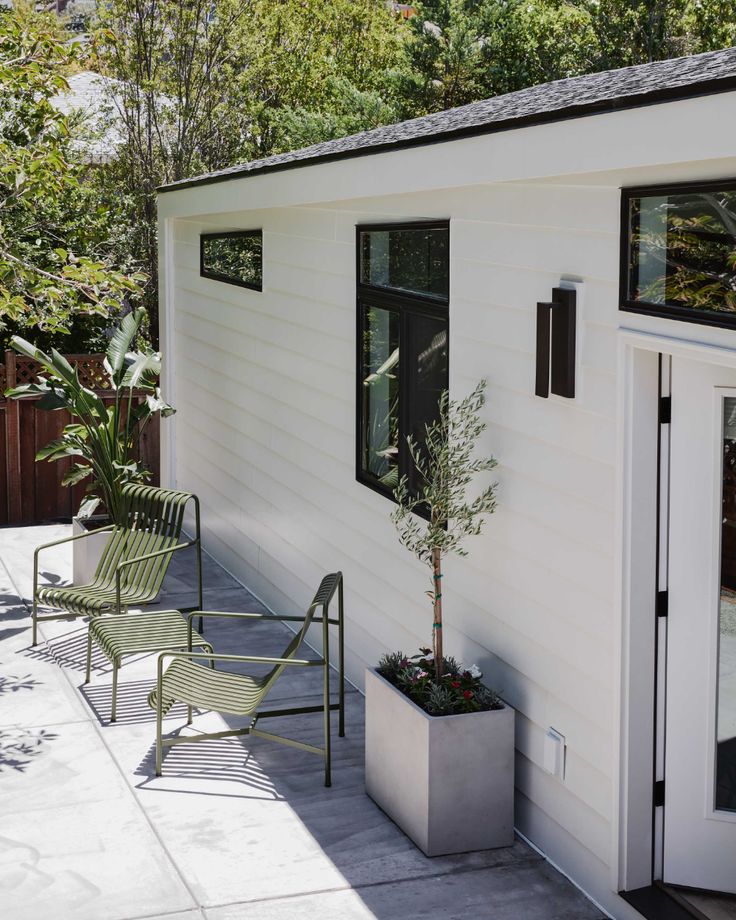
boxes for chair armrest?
[34,524,114,558]
[116,540,196,572]
[159,650,324,667]
[186,611,339,635]
[34,525,115,599]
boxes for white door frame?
[616,327,736,893]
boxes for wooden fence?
[0,351,160,526]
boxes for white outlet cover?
[543,727,566,778]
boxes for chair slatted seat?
[32,484,203,646]
[148,572,345,787]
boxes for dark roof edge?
[158,74,736,195]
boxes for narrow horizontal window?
[622,183,736,326]
[359,225,449,301]
[357,221,449,502]
[200,230,262,291]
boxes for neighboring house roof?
[51,70,125,163]
[159,45,736,194]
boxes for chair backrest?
[260,572,342,695]
[93,484,196,599]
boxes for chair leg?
[187,705,193,726]
[156,698,163,777]
[111,658,119,723]
[32,599,38,648]
[323,656,331,788]
[338,580,345,738]
[85,630,93,685]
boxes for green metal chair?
[32,484,203,646]
[148,572,345,787]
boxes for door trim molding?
[617,342,660,891]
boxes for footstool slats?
[86,609,213,722]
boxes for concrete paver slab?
[205,860,602,920]
[0,524,604,920]
[0,795,195,920]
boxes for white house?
[157,47,736,920]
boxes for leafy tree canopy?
[0,5,145,351]
[397,0,736,117]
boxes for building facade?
[157,48,736,919]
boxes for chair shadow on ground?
[23,622,91,671]
[134,735,284,799]
[80,677,186,725]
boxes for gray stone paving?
[0,524,605,920]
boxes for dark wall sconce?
[535,286,576,399]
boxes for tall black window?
[621,181,736,328]
[356,221,449,499]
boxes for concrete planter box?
[365,667,515,856]
[72,516,111,586]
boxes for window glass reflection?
[628,190,736,317]
[361,227,449,300]
[362,307,400,488]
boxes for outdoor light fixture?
[535,286,576,399]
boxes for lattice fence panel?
[2,354,111,400]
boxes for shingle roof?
[159,45,736,193]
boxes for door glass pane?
[717,397,736,811]
[361,306,400,488]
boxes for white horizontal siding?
[166,179,621,903]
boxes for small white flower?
[467,664,482,679]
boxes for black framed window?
[356,221,449,500]
[200,230,262,291]
[621,181,736,328]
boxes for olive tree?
[392,379,498,678]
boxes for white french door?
[664,355,736,892]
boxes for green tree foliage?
[398,0,736,118]
[0,6,144,351]
[92,0,404,342]
[239,0,404,158]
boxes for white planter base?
[72,516,111,586]
[365,667,515,857]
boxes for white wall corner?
[158,214,176,490]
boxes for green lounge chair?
[32,484,203,646]
[148,572,345,786]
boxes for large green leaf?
[10,336,52,368]
[36,439,84,461]
[36,389,71,411]
[49,349,80,388]
[78,495,101,519]
[61,464,92,486]
[120,351,161,390]
[106,307,145,386]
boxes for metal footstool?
[86,610,213,722]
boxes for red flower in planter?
[451,680,461,689]
[463,690,474,700]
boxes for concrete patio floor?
[0,524,606,920]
